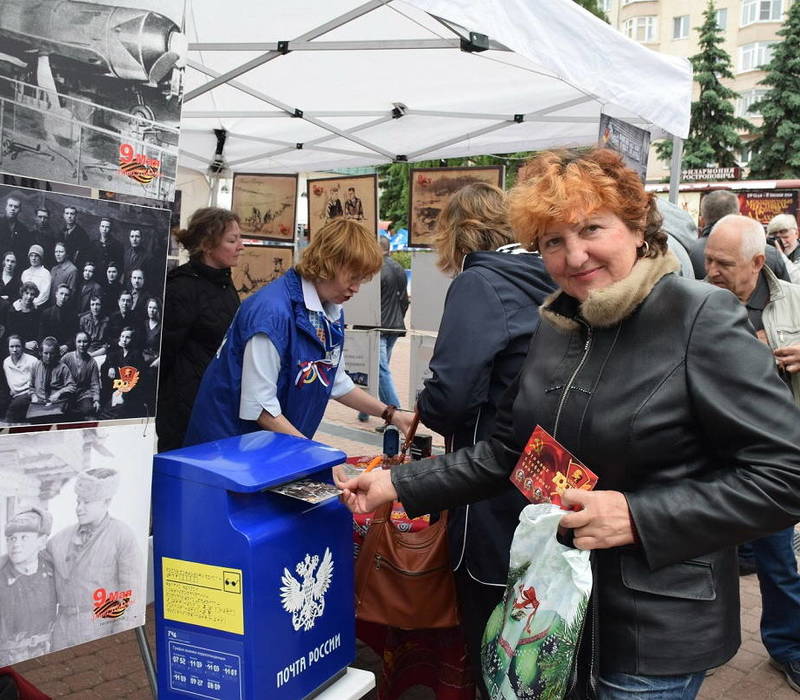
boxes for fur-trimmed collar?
[540,251,681,331]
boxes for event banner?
[0,0,187,201]
[0,182,169,428]
[737,190,798,225]
[0,424,154,666]
[598,114,651,183]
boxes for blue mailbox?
[152,431,353,699]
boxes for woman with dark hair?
[338,149,800,700]
[142,297,161,366]
[157,207,244,451]
[102,261,124,316]
[416,182,555,690]
[7,281,42,352]
[0,251,21,301]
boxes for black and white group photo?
[0,0,186,200]
[0,426,151,666]
[0,183,170,428]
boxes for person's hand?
[391,410,415,441]
[559,489,635,550]
[333,467,397,514]
[774,344,800,373]
[30,394,38,404]
[92,400,100,413]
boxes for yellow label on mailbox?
[162,557,244,635]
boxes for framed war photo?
[232,244,293,300]
[0,0,186,201]
[408,165,504,247]
[307,174,377,240]
[0,182,170,429]
[232,173,298,242]
[0,424,154,665]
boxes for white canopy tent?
[180,0,692,194]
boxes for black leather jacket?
[393,254,800,683]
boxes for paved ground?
[10,333,800,698]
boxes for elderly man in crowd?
[690,190,791,282]
[48,468,142,651]
[705,214,800,692]
[0,507,57,665]
[768,214,800,264]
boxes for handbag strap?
[400,406,421,457]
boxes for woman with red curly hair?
[337,149,800,699]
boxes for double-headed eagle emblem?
[279,548,334,631]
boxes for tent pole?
[669,136,683,204]
[209,173,220,206]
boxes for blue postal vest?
[184,269,344,445]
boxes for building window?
[672,15,690,38]
[624,16,658,42]
[739,42,776,72]
[739,145,754,165]
[621,0,651,4]
[600,0,612,12]
[737,89,769,117]
[741,0,783,26]
[716,8,728,29]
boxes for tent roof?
[180,0,692,174]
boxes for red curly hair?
[508,149,666,258]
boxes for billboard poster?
[737,190,798,226]
[0,182,169,428]
[599,114,651,183]
[0,0,187,201]
[0,424,154,665]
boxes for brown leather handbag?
[354,410,460,630]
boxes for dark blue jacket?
[184,269,343,445]
[416,249,555,585]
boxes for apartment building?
[601,0,789,180]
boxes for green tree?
[655,0,749,168]
[572,0,609,22]
[745,0,800,179]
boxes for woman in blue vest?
[185,218,413,445]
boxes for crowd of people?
[2,152,800,699]
[0,194,163,423]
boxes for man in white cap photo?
[0,507,57,665]
[47,467,142,650]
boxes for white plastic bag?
[482,503,593,700]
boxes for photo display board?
[0,424,154,666]
[232,173,298,242]
[232,243,293,300]
[0,183,169,428]
[408,165,504,247]
[0,0,187,201]
[307,174,377,240]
